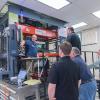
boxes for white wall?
[79,26,100,64]
[81,26,100,52]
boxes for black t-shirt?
[67,33,81,51]
[48,56,80,100]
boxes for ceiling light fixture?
[37,0,70,9]
[93,10,100,18]
[72,22,87,29]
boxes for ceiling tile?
[1,0,100,31]
[0,0,7,9]
[75,0,100,13]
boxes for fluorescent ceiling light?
[93,10,100,18]
[72,22,87,29]
[37,0,70,9]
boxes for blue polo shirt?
[25,40,37,57]
[72,55,93,81]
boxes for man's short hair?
[72,47,80,55]
[68,27,74,33]
[60,41,72,55]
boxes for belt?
[81,78,94,84]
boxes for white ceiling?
[1,0,100,32]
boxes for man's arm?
[47,63,58,100]
[48,83,56,100]
[78,80,81,88]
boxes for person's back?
[48,42,80,100]
[66,27,81,51]
[67,33,81,51]
[72,55,93,82]
[52,56,80,100]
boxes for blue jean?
[79,80,97,100]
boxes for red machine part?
[16,23,57,39]
[38,52,59,57]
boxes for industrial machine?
[0,24,19,78]
[0,22,59,77]
[0,22,58,100]
[0,14,60,97]
[16,20,59,81]
[0,2,67,99]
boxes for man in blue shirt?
[70,47,97,100]
[21,35,38,75]
[21,34,38,57]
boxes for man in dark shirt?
[70,47,97,100]
[48,42,80,100]
[66,27,81,51]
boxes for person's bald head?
[70,47,81,58]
